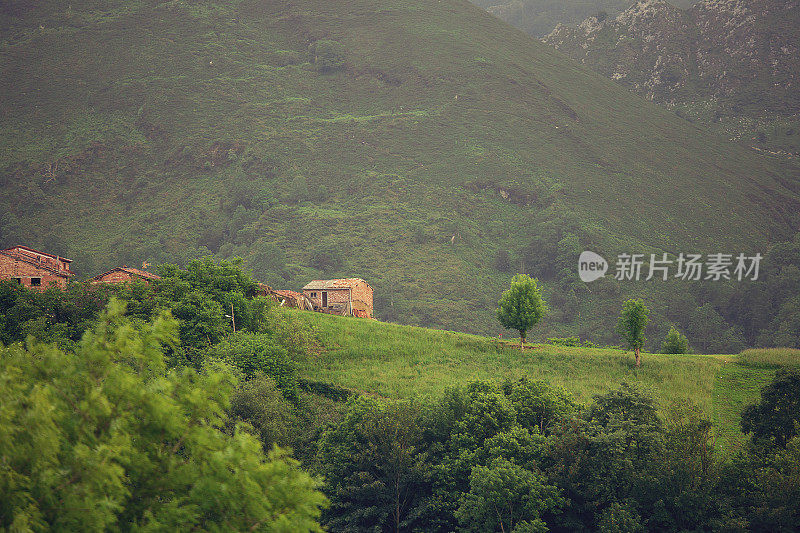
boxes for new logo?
[578,251,608,282]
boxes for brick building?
[0,245,74,290]
[89,266,161,285]
[302,278,373,318]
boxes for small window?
[11,277,22,284]
[31,277,42,286]
[310,292,317,298]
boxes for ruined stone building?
[302,278,373,318]
[0,245,74,290]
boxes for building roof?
[0,247,74,277]
[3,245,72,262]
[275,289,304,299]
[302,278,372,291]
[90,266,161,282]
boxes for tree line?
[1,259,798,531]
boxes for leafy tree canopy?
[497,274,547,346]
[616,299,649,366]
[741,369,800,449]
[661,325,690,354]
[0,299,326,532]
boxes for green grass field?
[296,311,800,451]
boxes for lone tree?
[616,299,650,366]
[661,325,689,354]
[497,274,546,347]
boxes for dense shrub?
[547,336,597,348]
[308,39,346,73]
[741,369,800,449]
[228,373,297,449]
[211,331,298,403]
[661,325,690,354]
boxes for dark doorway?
[322,291,328,307]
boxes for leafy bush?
[308,40,346,73]
[660,325,690,354]
[741,369,800,449]
[228,373,297,450]
[547,336,597,348]
[309,241,344,271]
[211,332,299,403]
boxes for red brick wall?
[0,254,68,290]
[350,282,373,315]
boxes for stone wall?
[0,254,68,290]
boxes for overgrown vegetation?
[0,300,326,531]
[1,259,798,531]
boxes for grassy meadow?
[296,311,800,451]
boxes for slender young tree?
[616,299,650,366]
[497,274,546,347]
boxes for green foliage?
[308,239,345,272]
[497,274,546,344]
[505,378,576,435]
[312,379,798,532]
[0,280,108,348]
[741,369,800,449]
[547,336,597,348]
[660,325,689,354]
[315,396,431,532]
[211,332,299,403]
[717,436,800,530]
[597,502,643,533]
[308,39,346,73]
[616,299,649,365]
[228,373,297,450]
[686,303,745,355]
[0,299,326,531]
[259,304,318,360]
[455,457,564,533]
[546,384,664,530]
[246,241,289,285]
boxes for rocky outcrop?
[543,0,800,113]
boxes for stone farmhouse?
[1,244,375,320]
[302,278,373,318]
[89,266,161,285]
[0,245,74,290]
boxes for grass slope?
[1,0,799,336]
[297,311,800,451]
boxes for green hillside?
[296,311,800,451]
[2,0,799,340]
